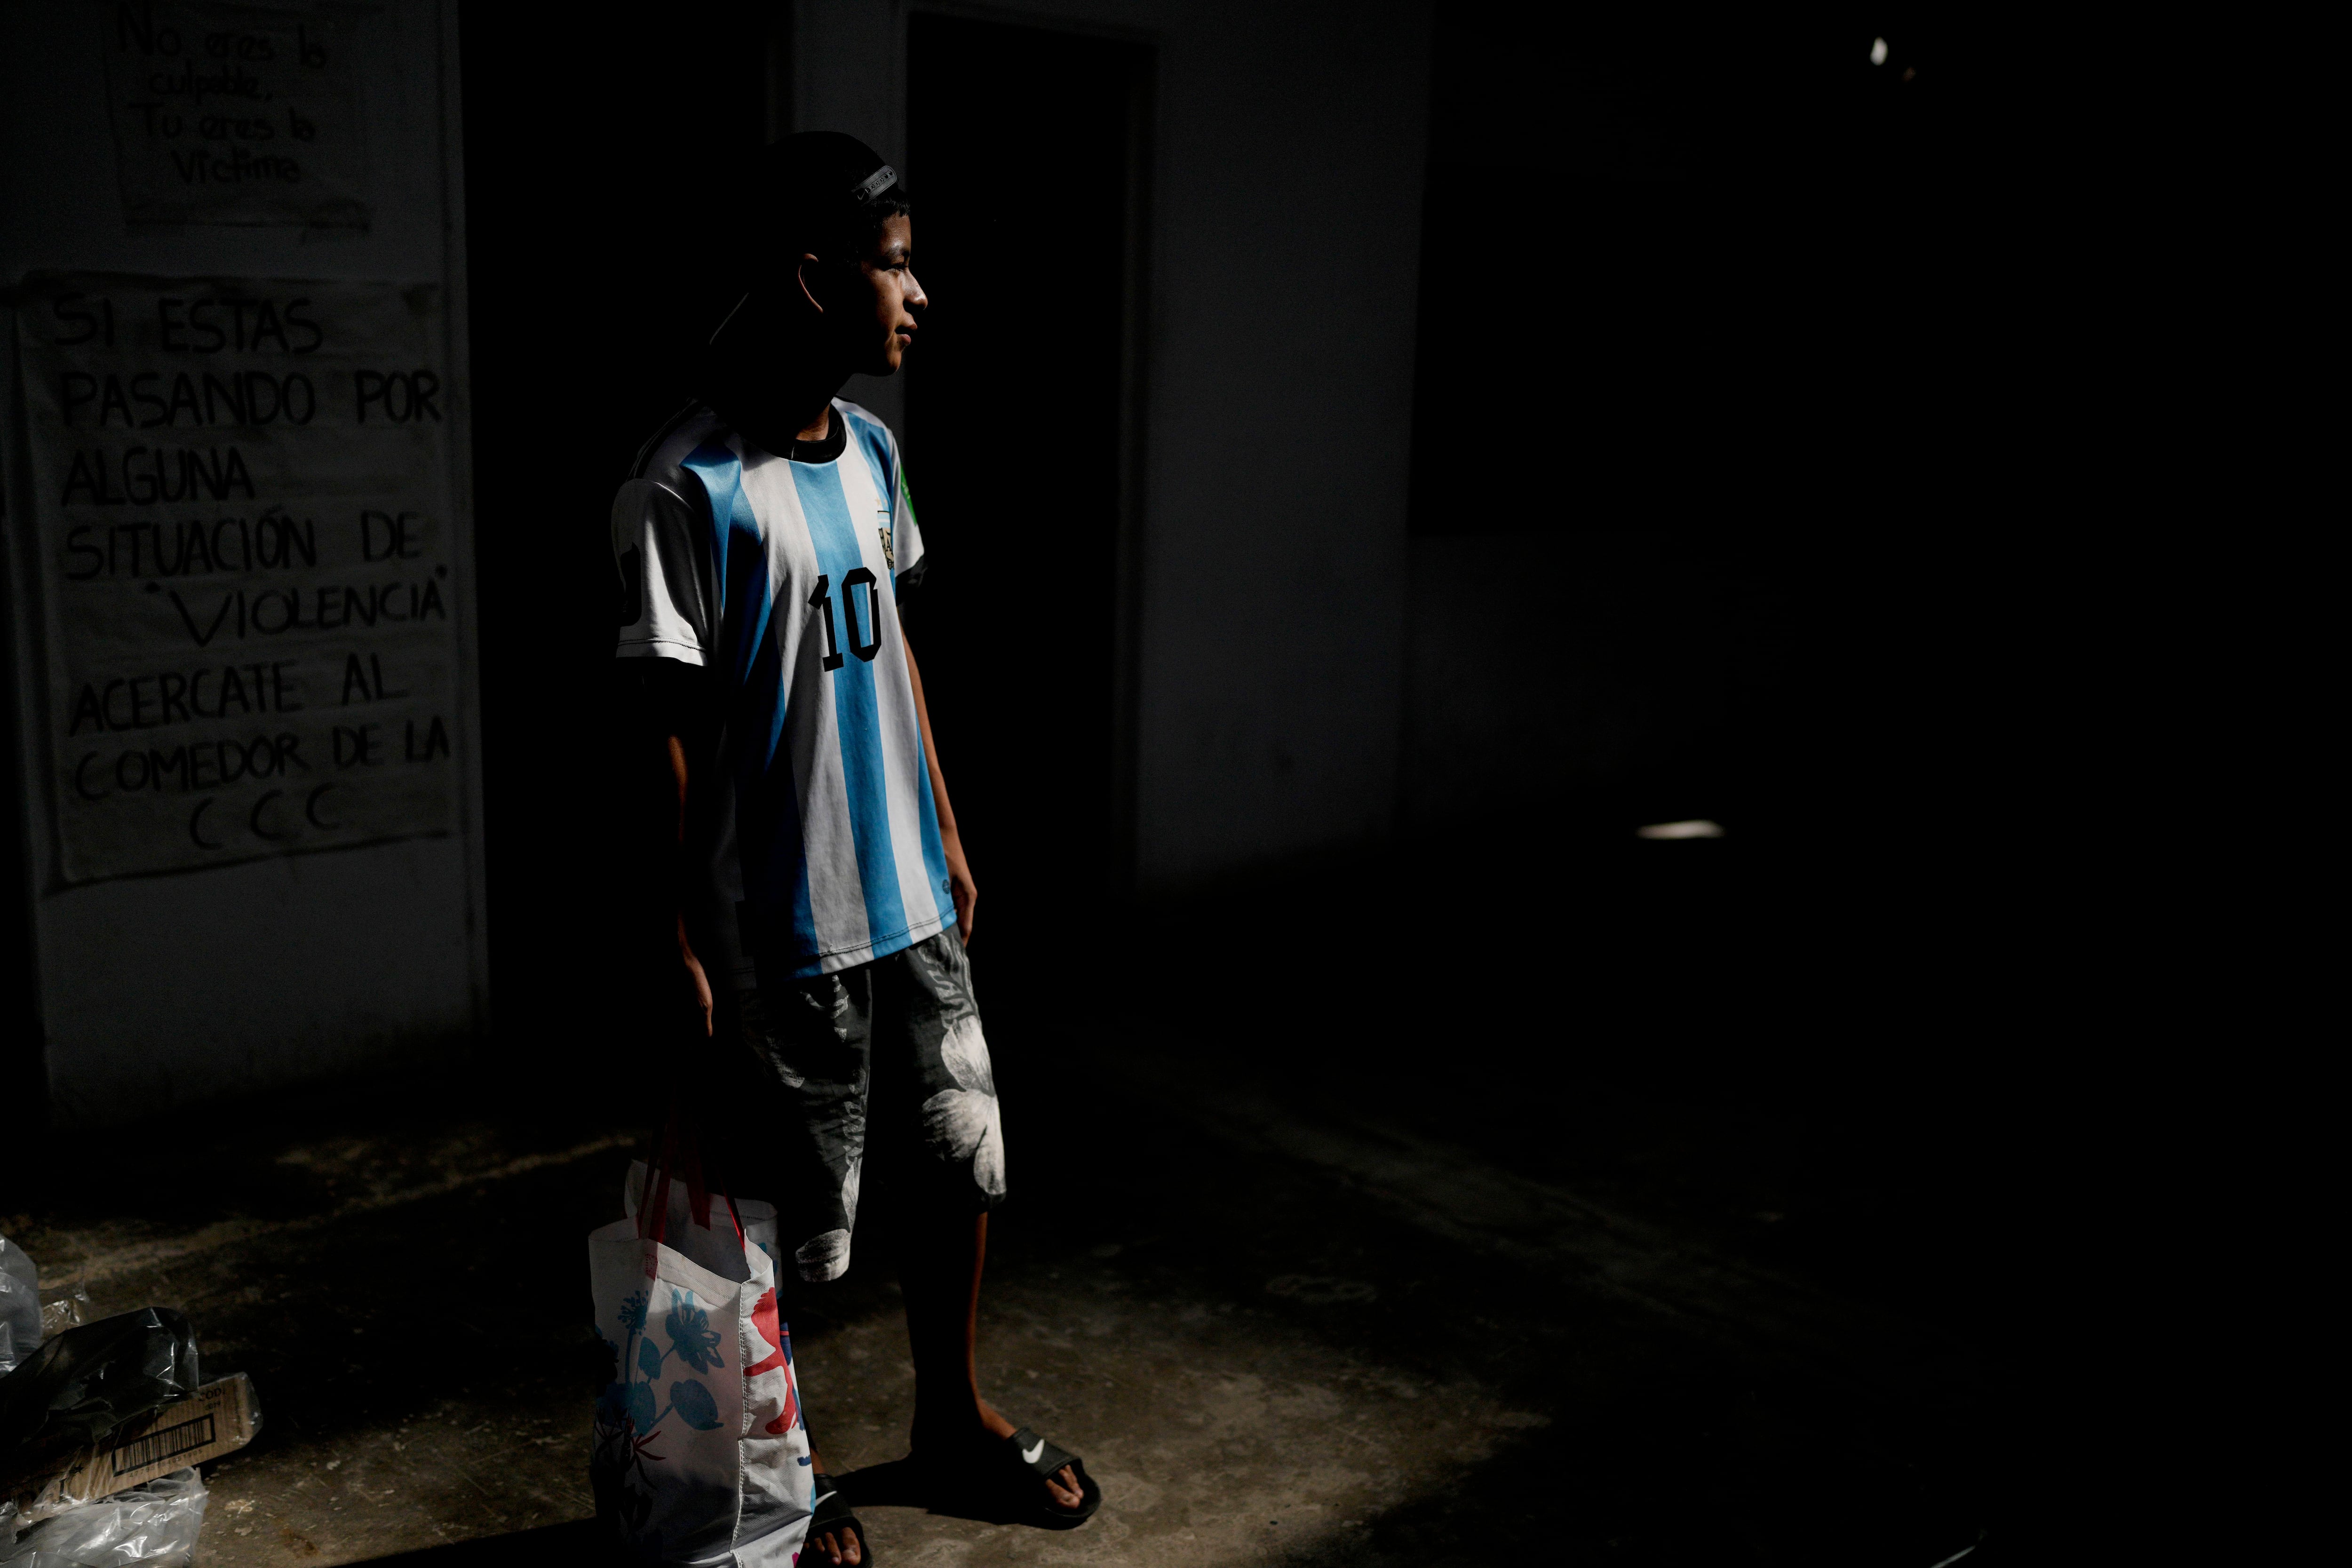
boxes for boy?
[612,133,1099,1565]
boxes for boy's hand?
[944,831,978,944]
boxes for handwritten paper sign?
[97,0,370,229]
[15,272,463,884]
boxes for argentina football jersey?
[613,399,952,981]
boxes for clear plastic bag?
[1,1311,206,1539]
[0,1308,202,1484]
[0,1241,37,1378]
[37,1294,87,1347]
[0,1469,207,1566]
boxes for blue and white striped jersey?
[613,399,951,981]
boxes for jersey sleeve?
[891,451,927,599]
[613,476,716,664]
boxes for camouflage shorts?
[710,928,1003,1283]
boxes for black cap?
[730,132,906,285]
[759,131,902,215]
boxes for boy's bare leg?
[902,1212,1084,1509]
[801,1212,1069,1565]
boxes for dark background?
[0,6,2063,1555]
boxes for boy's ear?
[794,253,826,315]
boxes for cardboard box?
[9,1373,256,1524]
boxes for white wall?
[0,0,485,1124]
[795,0,1431,890]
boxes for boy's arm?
[614,472,719,1032]
[903,631,978,942]
[663,731,715,1037]
[638,661,714,1035]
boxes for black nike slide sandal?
[961,1426,1101,1530]
[809,1473,874,1565]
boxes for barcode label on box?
[109,1413,216,1476]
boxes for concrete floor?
[7,1016,2006,1567]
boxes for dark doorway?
[904,17,1151,1001]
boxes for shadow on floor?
[349,1518,612,1564]
[832,1456,1076,1528]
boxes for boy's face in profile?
[813,214,923,377]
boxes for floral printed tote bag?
[589,1147,813,1566]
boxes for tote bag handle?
[638,1102,747,1250]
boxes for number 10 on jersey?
[809,570,884,671]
